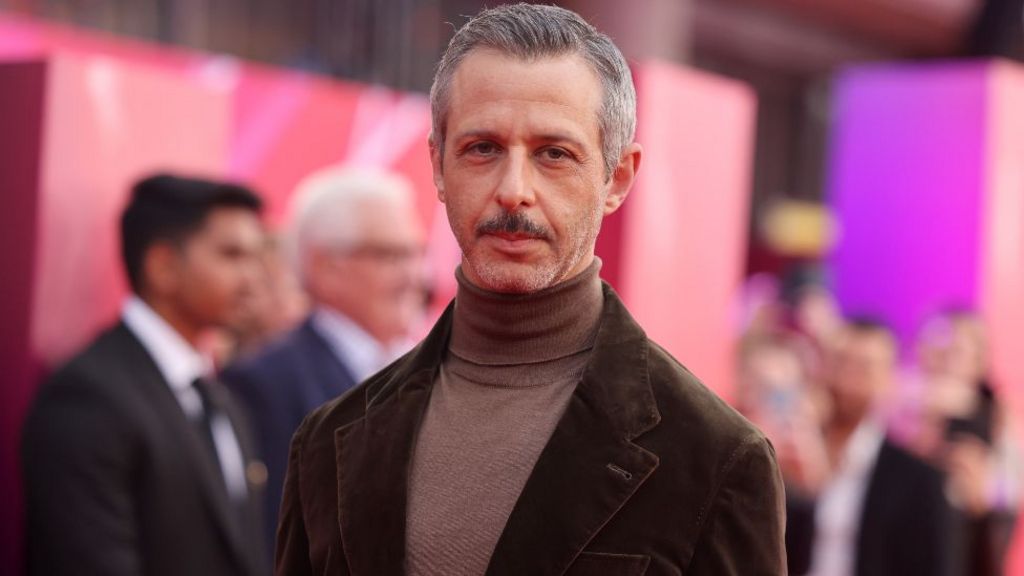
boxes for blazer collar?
[334,284,662,576]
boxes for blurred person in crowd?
[736,273,786,340]
[779,265,844,387]
[276,5,785,576]
[780,265,844,352]
[913,309,998,457]
[21,175,269,576]
[737,334,830,498]
[221,166,425,556]
[913,309,1020,576]
[788,283,843,354]
[210,234,309,366]
[787,318,956,576]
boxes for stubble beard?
[456,204,604,294]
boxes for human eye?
[538,146,573,163]
[463,141,501,157]
[217,243,248,262]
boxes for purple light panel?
[828,62,989,349]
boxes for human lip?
[483,231,543,253]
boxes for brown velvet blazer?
[275,284,787,576]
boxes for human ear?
[603,142,642,215]
[142,243,182,297]
[430,137,446,203]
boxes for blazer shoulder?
[877,438,945,488]
[638,338,774,504]
[25,326,150,443]
[43,325,144,397]
[228,323,317,375]
[647,339,763,441]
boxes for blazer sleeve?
[686,434,788,575]
[21,377,143,576]
[274,415,314,576]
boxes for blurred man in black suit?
[22,174,269,576]
[786,318,957,576]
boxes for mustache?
[476,211,550,239]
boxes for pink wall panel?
[0,13,450,331]
[982,61,1024,576]
[0,14,440,235]
[982,61,1024,420]
[31,53,232,366]
[225,65,436,230]
[0,59,47,576]
[622,61,756,402]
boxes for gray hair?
[429,3,636,178]
[285,166,414,283]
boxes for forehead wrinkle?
[450,89,599,121]
[445,51,603,138]
[449,101,596,148]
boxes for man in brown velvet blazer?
[275,4,786,575]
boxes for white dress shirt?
[122,296,248,500]
[310,305,411,383]
[807,418,886,576]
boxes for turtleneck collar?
[450,258,604,366]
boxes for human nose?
[494,148,535,212]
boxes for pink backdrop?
[984,61,1024,575]
[0,58,47,576]
[621,61,756,403]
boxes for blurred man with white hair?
[222,166,425,556]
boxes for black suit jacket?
[787,438,956,576]
[21,323,268,576]
[222,317,358,553]
[276,284,787,575]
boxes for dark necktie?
[190,376,230,491]
[190,376,252,534]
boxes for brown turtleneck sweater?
[406,259,605,576]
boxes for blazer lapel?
[333,303,454,576]
[485,286,662,576]
[114,324,255,575]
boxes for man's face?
[917,316,986,383]
[825,328,896,425]
[169,207,265,330]
[308,197,425,344]
[432,49,638,293]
